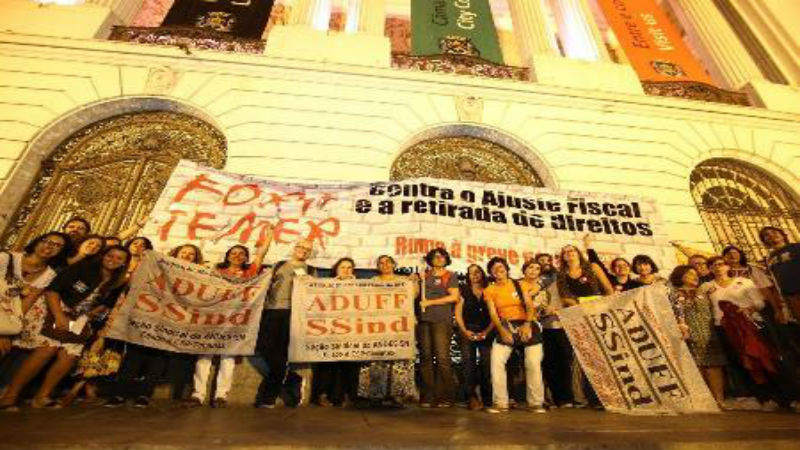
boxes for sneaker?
[316,394,333,407]
[436,402,452,408]
[211,398,228,409]
[560,402,574,408]
[761,400,780,412]
[183,397,203,408]
[104,396,126,408]
[528,404,547,414]
[419,402,433,408]
[790,401,800,413]
[255,401,277,409]
[485,406,509,414]
[133,397,150,408]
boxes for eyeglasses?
[710,262,727,267]
[42,239,65,248]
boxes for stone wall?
[0,32,799,253]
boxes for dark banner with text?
[162,0,275,38]
[411,0,504,64]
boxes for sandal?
[0,402,20,412]
[31,397,61,409]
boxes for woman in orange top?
[483,257,545,414]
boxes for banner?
[162,0,275,38]
[288,278,416,362]
[596,0,714,84]
[106,251,270,355]
[411,0,504,65]
[558,285,719,414]
[142,160,673,274]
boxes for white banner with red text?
[288,278,416,362]
[106,251,270,355]
[558,285,719,415]
[142,160,674,273]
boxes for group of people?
[1,216,799,415]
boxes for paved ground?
[1,403,799,450]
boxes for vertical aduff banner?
[411,0,504,65]
[595,0,713,84]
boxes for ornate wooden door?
[2,111,226,249]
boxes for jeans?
[458,333,492,405]
[113,344,166,399]
[490,341,544,408]
[417,321,455,404]
[255,309,291,405]
[192,356,236,402]
[542,328,575,406]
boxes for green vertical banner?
[411,0,504,65]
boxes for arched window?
[391,135,545,186]
[1,111,226,249]
[690,158,800,261]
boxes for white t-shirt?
[0,252,57,290]
[700,277,765,325]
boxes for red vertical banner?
[596,0,714,84]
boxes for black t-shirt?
[459,284,490,332]
[47,263,125,312]
[612,277,644,293]
[768,243,800,295]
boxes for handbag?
[40,285,102,344]
[497,280,543,347]
[41,311,93,344]
[0,252,24,336]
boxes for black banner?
[162,0,275,38]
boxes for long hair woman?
[1,245,130,410]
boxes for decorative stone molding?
[642,81,751,106]
[109,26,265,54]
[455,96,485,123]
[392,53,530,81]
[144,66,181,95]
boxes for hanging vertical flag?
[162,0,276,39]
[595,0,713,84]
[411,0,504,65]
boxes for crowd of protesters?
[1,216,799,414]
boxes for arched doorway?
[1,111,226,249]
[690,158,800,261]
[390,135,546,186]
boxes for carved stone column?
[508,0,557,65]
[356,0,386,36]
[292,0,331,30]
[551,0,611,62]
[666,0,764,89]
